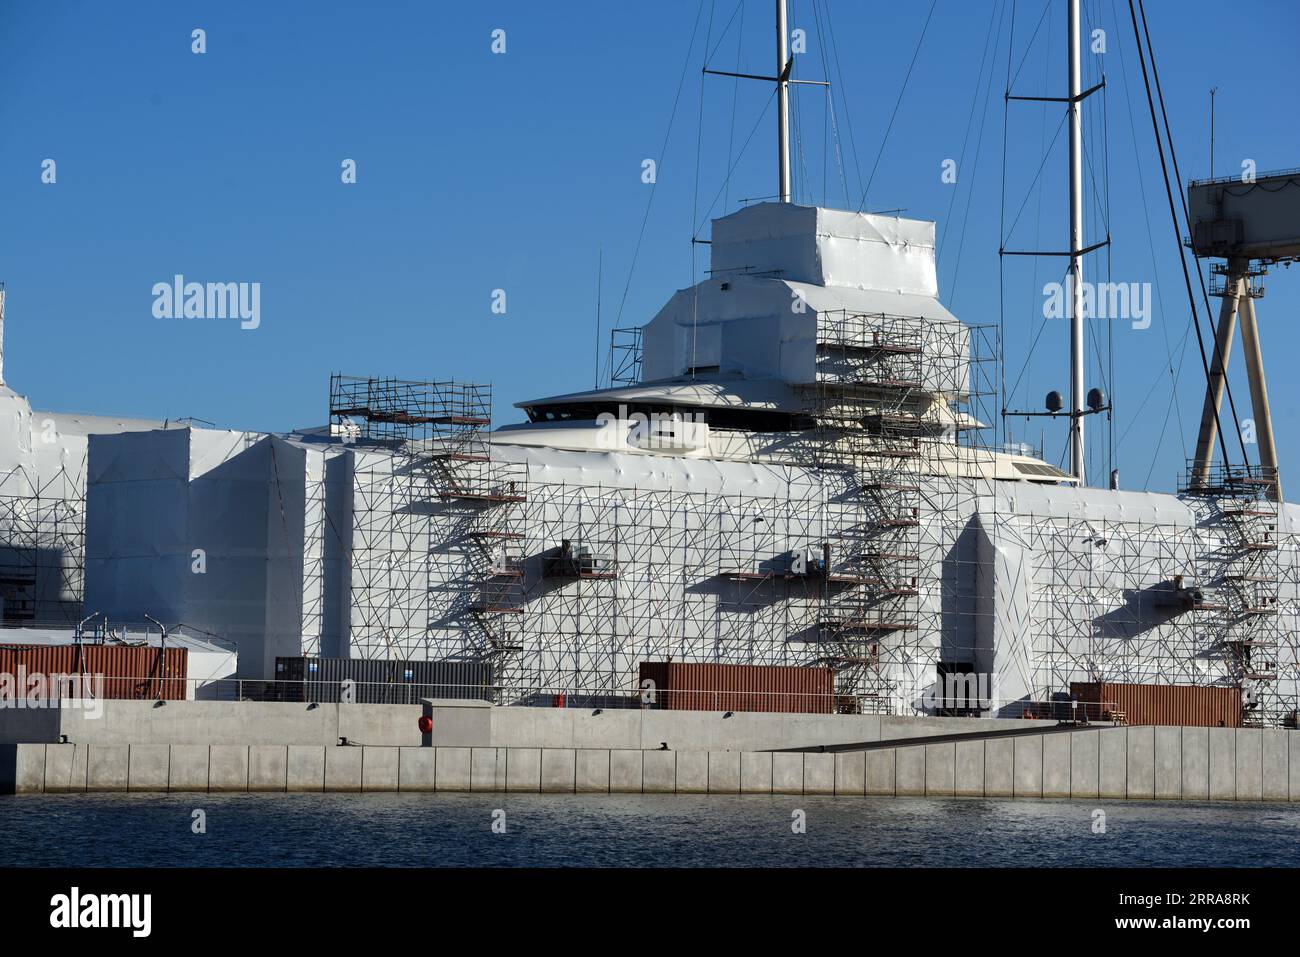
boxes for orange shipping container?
[0,644,188,701]
[1070,682,1242,727]
[639,661,834,714]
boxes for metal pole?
[1238,287,1281,501]
[1191,263,1244,487]
[143,614,167,700]
[1209,87,1217,179]
[594,248,602,389]
[1067,0,1086,483]
[776,0,791,203]
[75,611,100,675]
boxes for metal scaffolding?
[298,462,328,656]
[1008,462,1297,727]
[800,311,997,712]
[505,475,830,703]
[330,374,527,672]
[0,465,85,627]
[1182,463,1288,726]
[325,320,1300,725]
[329,312,1000,714]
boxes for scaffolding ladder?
[803,314,928,713]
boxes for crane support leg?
[1238,287,1281,501]
[1190,263,1245,489]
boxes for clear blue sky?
[1,0,1297,493]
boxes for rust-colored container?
[1070,681,1242,727]
[638,661,834,714]
[0,644,188,701]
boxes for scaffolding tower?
[801,314,924,710]
[1012,459,1297,729]
[801,311,995,713]
[0,467,85,628]
[329,374,527,671]
[1181,462,1287,726]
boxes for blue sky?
[1,0,1297,493]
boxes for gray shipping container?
[273,657,494,704]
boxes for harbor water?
[2,792,1299,868]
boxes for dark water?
[2,792,1298,867]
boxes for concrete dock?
[2,704,1296,801]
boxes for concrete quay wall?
[5,726,1297,802]
[488,709,1054,751]
[0,699,491,748]
[0,699,1054,751]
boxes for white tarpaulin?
[974,510,1035,713]
[640,276,965,389]
[86,428,318,678]
[640,203,962,389]
[492,441,813,498]
[710,202,939,295]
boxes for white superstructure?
[1,0,1295,726]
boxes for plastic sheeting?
[85,428,319,679]
[710,202,938,295]
[640,275,965,389]
[996,480,1199,526]
[973,511,1035,713]
[640,276,812,382]
[516,376,801,414]
[492,441,812,498]
[0,388,182,621]
[0,388,34,478]
[640,202,962,388]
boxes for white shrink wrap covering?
[710,202,938,295]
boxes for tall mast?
[1066,0,1086,483]
[776,0,791,202]
[703,0,819,204]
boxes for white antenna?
[1066,0,1086,484]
